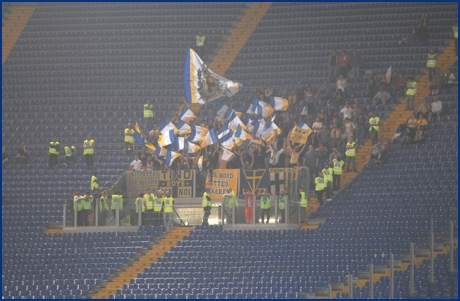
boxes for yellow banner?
[205,169,239,199]
[127,170,194,199]
[289,125,312,145]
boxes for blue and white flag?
[218,125,236,151]
[178,105,196,123]
[165,150,180,166]
[155,142,167,157]
[252,98,275,117]
[188,124,209,143]
[158,129,176,147]
[176,121,192,135]
[159,119,179,135]
[200,128,218,148]
[253,117,266,137]
[269,96,289,111]
[298,121,311,131]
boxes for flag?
[235,124,253,146]
[252,98,275,117]
[188,124,209,143]
[198,156,204,169]
[159,119,179,135]
[165,150,180,166]
[200,128,218,148]
[226,110,247,132]
[260,116,281,143]
[386,66,392,84]
[134,122,156,151]
[214,103,231,118]
[183,48,243,104]
[253,117,266,137]
[244,101,254,114]
[178,105,196,123]
[298,121,311,131]
[221,148,234,162]
[269,96,289,111]
[289,125,312,145]
[158,129,176,147]
[155,142,167,157]
[300,104,308,116]
[177,121,192,135]
[218,125,236,150]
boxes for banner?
[268,168,298,198]
[239,169,269,196]
[205,169,239,199]
[289,125,312,145]
[127,170,194,199]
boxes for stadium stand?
[2,2,457,299]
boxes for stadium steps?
[91,226,193,299]
[2,6,35,64]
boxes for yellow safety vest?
[299,192,308,208]
[406,81,417,96]
[278,195,287,210]
[49,141,60,155]
[111,194,123,210]
[227,191,238,208]
[144,104,154,118]
[64,145,76,157]
[83,139,95,155]
[315,177,327,191]
[260,195,271,209]
[74,196,83,211]
[163,197,174,213]
[82,197,93,210]
[91,175,99,191]
[135,197,146,213]
[202,192,211,207]
[426,53,437,68]
[99,196,109,212]
[332,159,344,175]
[322,167,333,182]
[453,26,458,38]
[369,117,380,132]
[345,142,356,156]
[153,196,163,212]
[196,35,206,47]
[124,128,135,144]
[144,194,155,210]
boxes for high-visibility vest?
[322,167,333,182]
[91,175,99,191]
[315,177,327,191]
[135,197,146,213]
[332,159,344,175]
[196,35,206,47]
[49,141,60,155]
[144,104,154,118]
[260,195,271,209]
[111,194,123,210]
[369,117,380,132]
[144,194,155,210]
[64,145,76,157]
[163,197,174,213]
[345,142,356,157]
[202,192,211,207]
[406,81,417,96]
[82,197,93,210]
[299,192,308,208]
[278,195,287,210]
[99,196,109,212]
[83,139,95,155]
[426,53,437,68]
[74,196,83,211]
[124,128,135,144]
[153,196,163,212]
[227,191,238,208]
[453,26,458,38]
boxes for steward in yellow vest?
[83,134,95,166]
[299,188,308,223]
[73,192,84,226]
[144,188,158,226]
[91,171,99,191]
[81,192,93,226]
[48,136,60,167]
[322,162,334,198]
[260,188,272,224]
[405,77,417,111]
[195,31,206,57]
[163,190,174,227]
[345,137,357,172]
[99,190,110,226]
[368,112,380,146]
[202,188,212,226]
[332,157,344,191]
[135,193,147,226]
[315,172,328,207]
[224,188,238,224]
[124,123,135,153]
[426,48,438,81]
[64,142,76,164]
[144,100,154,127]
[278,189,288,224]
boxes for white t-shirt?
[131,159,142,171]
[431,100,442,113]
[337,79,347,92]
[340,107,353,120]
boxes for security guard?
[315,172,328,207]
[426,48,438,81]
[195,31,206,56]
[202,188,212,226]
[144,100,155,128]
[225,187,238,224]
[163,190,174,227]
[278,189,288,224]
[124,123,135,153]
[74,192,84,226]
[368,112,380,146]
[144,188,157,226]
[99,190,110,226]
[453,23,458,56]
[260,188,272,224]
[322,162,334,198]
[111,191,124,224]
[299,187,308,224]
[332,156,345,192]
[82,192,93,226]
[91,171,100,192]
[405,77,417,111]
[345,136,357,172]
[48,136,60,167]
[135,192,147,226]
[64,142,76,165]
[83,134,95,166]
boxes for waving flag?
[385,66,392,84]
[253,98,275,117]
[177,121,192,135]
[200,128,218,148]
[198,156,204,169]
[178,105,196,123]
[158,129,176,147]
[174,137,201,154]
[226,110,247,132]
[269,96,289,111]
[298,121,312,131]
[183,48,243,104]
[165,150,181,166]
[155,142,167,157]
[188,125,209,143]
[218,125,236,151]
[244,101,254,114]
[214,103,231,118]
[300,103,308,116]
[134,122,156,152]
[159,120,179,135]
[260,115,281,142]
[221,148,234,162]
[235,124,253,146]
[253,117,266,137]
[289,125,312,145]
